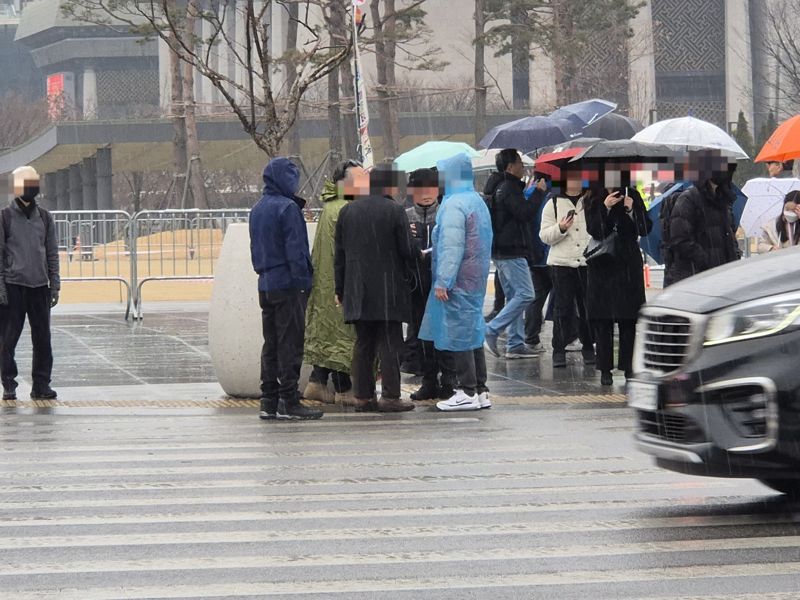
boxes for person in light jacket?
[539,166,596,369]
[758,191,800,253]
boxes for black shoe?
[582,348,596,365]
[600,371,613,386]
[552,352,567,368]
[3,388,16,401]
[259,398,277,420]
[277,399,323,420]
[30,388,57,400]
[624,370,634,380]
[411,383,439,401]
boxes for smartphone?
[566,209,576,219]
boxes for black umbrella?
[569,140,677,162]
[582,113,644,140]
[479,116,577,154]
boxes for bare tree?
[365,0,445,160]
[762,0,800,116]
[474,0,487,145]
[63,0,351,157]
[0,94,49,151]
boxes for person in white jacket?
[758,191,800,253]
[539,167,596,368]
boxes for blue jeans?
[487,258,535,351]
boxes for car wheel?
[759,479,800,497]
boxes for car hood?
[651,247,800,314]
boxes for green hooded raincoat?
[303,181,356,373]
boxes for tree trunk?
[182,2,208,209]
[474,0,487,145]
[327,69,343,172]
[326,0,348,169]
[169,38,188,209]
[339,56,358,159]
[370,0,400,160]
[510,4,530,110]
[286,1,301,157]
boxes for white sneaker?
[565,341,582,352]
[478,391,491,409]
[436,390,481,412]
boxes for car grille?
[638,410,705,444]
[640,313,694,373]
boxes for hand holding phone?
[604,191,622,210]
[559,210,575,233]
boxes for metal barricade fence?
[52,208,323,320]
[52,210,134,318]
[130,209,250,319]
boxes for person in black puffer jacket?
[664,169,740,287]
[484,149,546,359]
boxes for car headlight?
[704,292,800,346]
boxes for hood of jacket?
[438,153,475,197]
[320,180,339,203]
[483,170,504,198]
[262,158,300,199]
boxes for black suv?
[629,247,800,495]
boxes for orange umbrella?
[755,114,800,163]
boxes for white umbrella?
[471,148,534,171]
[740,177,800,237]
[632,116,749,160]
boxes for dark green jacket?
[303,182,356,373]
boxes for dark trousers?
[492,270,505,313]
[309,365,351,393]
[550,266,593,354]
[592,319,636,373]
[524,266,552,345]
[259,289,307,402]
[0,284,53,392]
[411,289,442,388]
[439,348,487,396]
[352,320,403,400]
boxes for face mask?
[784,211,798,223]
[21,185,39,201]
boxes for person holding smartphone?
[539,165,596,369]
[584,184,652,385]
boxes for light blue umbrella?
[394,141,479,173]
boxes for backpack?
[659,191,683,264]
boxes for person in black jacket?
[484,149,546,359]
[405,168,453,401]
[585,185,652,386]
[335,165,415,412]
[663,161,740,287]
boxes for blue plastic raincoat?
[418,153,493,352]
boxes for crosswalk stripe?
[0,481,742,510]
[3,535,800,576]
[7,562,800,599]
[0,513,796,550]
[0,496,780,528]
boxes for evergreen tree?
[733,111,760,187]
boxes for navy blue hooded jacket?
[249,158,312,292]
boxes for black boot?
[600,371,613,386]
[411,382,439,401]
[3,387,16,401]
[259,398,277,420]
[30,387,57,400]
[277,398,323,420]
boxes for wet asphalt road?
[3,403,800,599]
